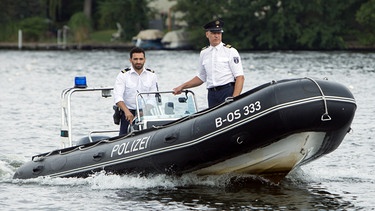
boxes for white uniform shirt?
[197,42,244,89]
[114,67,158,110]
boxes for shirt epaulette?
[224,43,232,48]
[201,46,209,51]
[121,68,131,73]
[146,68,155,73]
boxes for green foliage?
[68,12,91,43]
[44,0,62,22]
[173,0,369,50]
[0,24,17,41]
[356,0,375,45]
[97,0,150,40]
[0,0,373,49]
[174,0,229,49]
[90,30,117,42]
[19,17,49,41]
[0,0,45,41]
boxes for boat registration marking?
[215,101,261,128]
[111,136,150,157]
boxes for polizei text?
[111,136,150,157]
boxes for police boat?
[13,77,356,183]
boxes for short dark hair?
[130,47,145,58]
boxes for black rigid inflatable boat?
[13,77,356,182]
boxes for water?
[0,49,374,210]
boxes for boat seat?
[165,102,174,115]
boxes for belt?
[129,109,142,113]
[208,82,234,91]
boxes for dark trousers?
[119,109,136,135]
[207,83,234,108]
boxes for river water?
[0,50,374,210]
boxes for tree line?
[0,0,374,50]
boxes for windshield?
[136,90,198,120]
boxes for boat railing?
[60,84,115,148]
[60,78,198,147]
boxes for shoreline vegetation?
[1,41,373,51]
[0,41,135,51]
[1,1,374,52]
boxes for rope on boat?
[305,77,332,121]
[32,133,137,160]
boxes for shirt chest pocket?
[217,57,229,63]
[127,77,153,91]
[141,80,153,89]
[126,79,138,90]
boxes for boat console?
[133,90,198,131]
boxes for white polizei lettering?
[110,136,151,157]
[131,139,136,151]
[124,142,130,154]
[132,139,140,152]
[111,145,119,157]
[139,136,150,150]
[118,142,126,155]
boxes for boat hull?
[13,78,356,181]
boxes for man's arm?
[173,76,204,94]
[116,101,134,123]
[232,75,244,97]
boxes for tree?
[68,12,91,44]
[0,0,45,41]
[84,0,92,19]
[356,0,375,45]
[173,0,370,50]
[97,0,150,40]
[174,0,229,49]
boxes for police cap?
[203,20,224,33]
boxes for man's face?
[206,31,222,46]
[130,52,145,71]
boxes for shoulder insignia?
[121,68,131,73]
[224,43,232,48]
[201,45,209,51]
[146,68,155,73]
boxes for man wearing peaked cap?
[203,19,224,33]
[173,19,245,108]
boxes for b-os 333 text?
[215,101,261,128]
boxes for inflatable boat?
[13,77,356,182]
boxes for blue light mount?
[74,76,87,88]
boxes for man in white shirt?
[114,47,158,135]
[173,19,245,108]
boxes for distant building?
[148,0,186,31]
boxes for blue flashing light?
[74,76,87,88]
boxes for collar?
[210,42,224,51]
[129,67,146,75]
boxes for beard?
[134,63,144,70]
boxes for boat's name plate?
[111,136,150,157]
[215,101,261,128]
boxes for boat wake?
[3,157,274,190]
